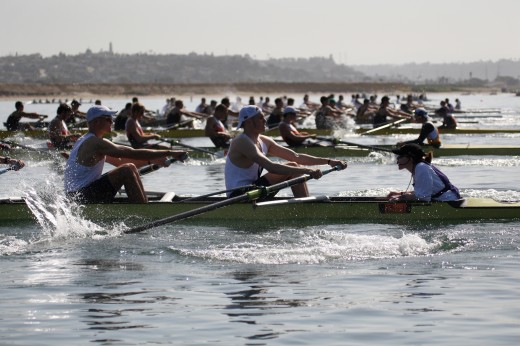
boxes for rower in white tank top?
[224,133,267,196]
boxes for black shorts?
[210,136,230,148]
[67,174,118,203]
[228,176,277,199]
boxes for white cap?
[283,106,297,115]
[86,105,117,122]
[236,105,262,130]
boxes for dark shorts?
[228,176,278,199]
[66,174,118,203]
[210,136,230,148]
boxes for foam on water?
[435,157,520,167]
[169,228,436,264]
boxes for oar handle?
[138,155,185,176]
[246,165,344,201]
[0,165,19,175]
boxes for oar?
[160,138,217,157]
[316,136,393,153]
[0,165,18,175]
[163,120,194,130]
[0,139,65,158]
[124,165,344,234]
[138,155,186,176]
[361,118,408,135]
[178,184,257,202]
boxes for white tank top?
[64,133,106,192]
[224,134,268,196]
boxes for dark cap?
[71,99,81,106]
[392,143,425,159]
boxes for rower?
[66,99,87,125]
[278,107,316,147]
[64,105,187,204]
[48,103,80,150]
[125,102,163,149]
[397,108,441,148]
[373,96,411,128]
[5,101,47,131]
[436,101,458,129]
[204,104,232,148]
[224,105,347,198]
[166,100,198,128]
[387,143,460,202]
[266,98,284,129]
[315,96,343,129]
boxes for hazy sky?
[1,0,519,65]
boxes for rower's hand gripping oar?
[124,165,345,234]
[316,136,393,153]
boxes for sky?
[1,0,519,65]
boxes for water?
[1,93,520,345]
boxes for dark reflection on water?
[73,259,179,333]
[73,259,145,272]
[222,269,314,344]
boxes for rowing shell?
[3,126,520,140]
[182,144,520,158]
[1,195,519,227]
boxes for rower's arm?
[99,139,185,160]
[263,135,329,166]
[22,112,43,119]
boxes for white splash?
[20,176,124,241]
[170,229,436,264]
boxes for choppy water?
[1,93,520,345]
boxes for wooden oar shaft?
[316,137,393,153]
[124,165,342,234]
[361,118,408,135]
[179,184,257,202]
[138,157,179,176]
[162,139,216,156]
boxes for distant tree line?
[2,51,519,90]
[0,51,366,84]
[352,59,520,86]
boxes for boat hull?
[2,126,520,140]
[186,144,520,158]
[1,196,519,228]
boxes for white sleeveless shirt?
[224,134,268,196]
[64,133,106,193]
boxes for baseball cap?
[283,106,297,115]
[236,105,262,129]
[71,99,81,106]
[86,105,117,122]
[414,108,429,118]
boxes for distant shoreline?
[0,82,494,100]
